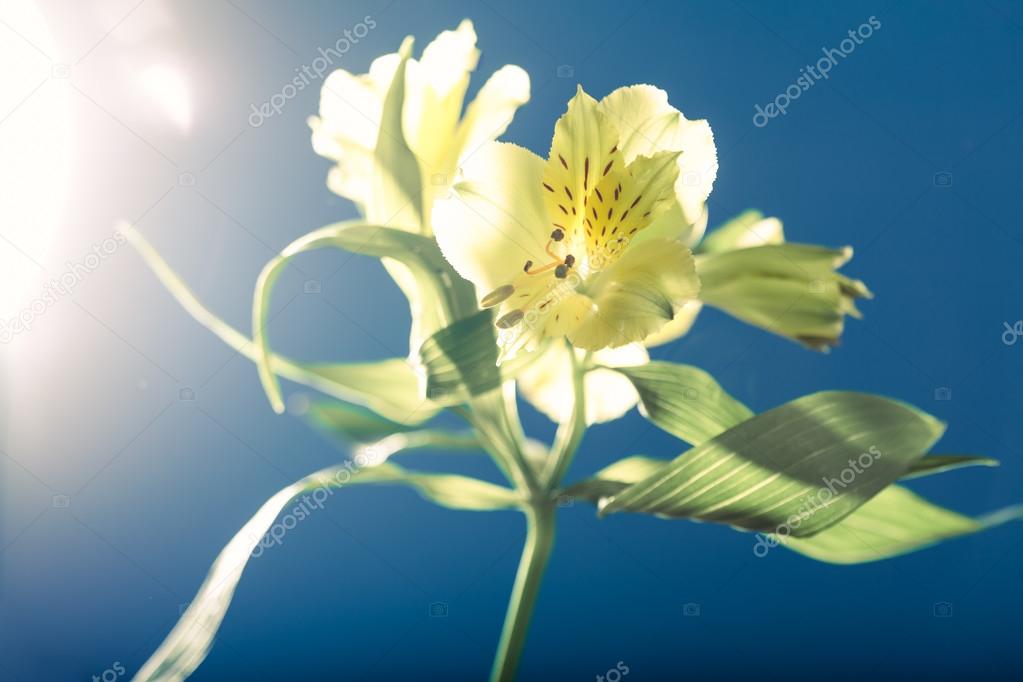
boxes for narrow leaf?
[252,220,475,413]
[133,462,519,681]
[903,454,998,479]
[778,485,1023,564]
[601,391,946,537]
[124,225,437,424]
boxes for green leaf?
[777,485,1023,564]
[416,310,542,406]
[123,225,438,425]
[134,461,520,681]
[600,391,946,537]
[306,399,479,450]
[418,310,502,405]
[562,455,668,501]
[253,220,477,414]
[904,454,999,479]
[566,451,996,507]
[613,361,754,445]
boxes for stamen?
[550,228,565,241]
[481,284,514,308]
[554,264,569,279]
[564,254,575,267]
[523,260,533,272]
[496,310,525,328]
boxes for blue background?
[2,1,1022,680]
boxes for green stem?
[543,346,590,490]
[490,501,556,682]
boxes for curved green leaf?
[613,361,754,445]
[124,225,437,424]
[600,391,946,537]
[253,220,476,413]
[134,462,520,681]
[778,485,1023,564]
[306,399,479,451]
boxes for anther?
[564,254,575,267]
[523,260,533,273]
[496,310,525,328]
[554,264,569,279]
[550,228,565,241]
[480,284,515,308]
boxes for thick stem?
[489,502,556,682]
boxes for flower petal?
[433,141,551,299]
[598,84,717,226]
[699,210,785,253]
[309,53,400,206]
[401,20,480,172]
[542,86,621,240]
[518,343,648,424]
[642,299,704,347]
[454,65,531,161]
[569,238,700,350]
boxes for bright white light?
[0,0,72,320]
[139,62,192,133]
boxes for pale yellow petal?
[518,343,647,425]
[598,84,717,226]
[432,142,551,299]
[453,64,530,161]
[569,238,700,350]
[542,87,621,240]
[642,299,704,347]
[402,20,479,171]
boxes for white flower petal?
[454,64,531,162]
[433,142,551,298]
[518,343,648,424]
[402,20,479,172]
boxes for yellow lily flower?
[433,85,716,360]
[308,19,530,235]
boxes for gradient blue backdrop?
[2,1,1022,680]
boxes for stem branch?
[489,502,556,682]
